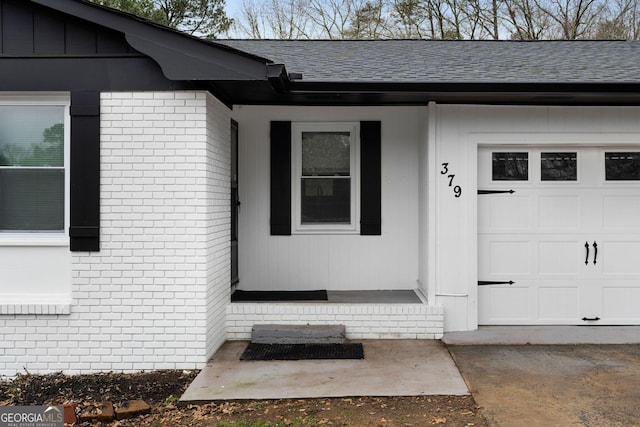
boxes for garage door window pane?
[605,152,640,180]
[492,152,528,181]
[541,152,577,181]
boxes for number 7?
[448,174,455,187]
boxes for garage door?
[478,146,640,325]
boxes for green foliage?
[164,394,180,405]
[89,0,232,37]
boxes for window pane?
[605,152,640,180]
[302,132,350,176]
[541,152,577,181]
[0,169,64,231]
[0,106,64,167]
[492,152,528,181]
[301,178,350,224]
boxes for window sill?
[292,229,360,235]
[0,296,72,315]
[0,235,69,247]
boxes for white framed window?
[292,122,360,233]
[0,94,70,245]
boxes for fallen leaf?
[431,416,447,424]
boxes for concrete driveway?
[448,345,640,427]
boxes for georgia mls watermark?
[0,406,63,427]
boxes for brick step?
[251,324,346,344]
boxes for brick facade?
[226,304,444,340]
[0,91,231,376]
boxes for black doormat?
[240,343,364,361]
[231,290,328,302]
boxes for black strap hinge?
[478,280,515,286]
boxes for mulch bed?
[0,370,488,426]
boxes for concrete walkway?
[180,340,468,402]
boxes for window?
[541,152,577,181]
[492,152,528,181]
[0,96,69,236]
[292,123,359,233]
[605,152,640,180]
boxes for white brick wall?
[226,304,444,340]
[0,91,232,377]
[204,93,231,358]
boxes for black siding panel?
[66,21,97,54]
[69,91,100,252]
[270,121,292,236]
[2,0,34,54]
[1,0,132,56]
[360,121,382,235]
[34,11,65,55]
[0,57,194,91]
[96,30,130,54]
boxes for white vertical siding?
[232,106,422,291]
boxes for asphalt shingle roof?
[216,40,640,84]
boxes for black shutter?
[270,121,291,235]
[69,91,100,251]
[360,121,382,235]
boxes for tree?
[538,0,606,39]
[504,0,551,39]
[392,0,428,38]
[229,0,640,40]
[307,0,364,38]
[596,0,640,39]
[266,0,312,38]
[346,0,391,38]
[89,0,232,37]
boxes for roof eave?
[30,0,281,83]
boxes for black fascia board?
[288,81,640,94]
[215,81,640,106]
[272,81,640,106]
[29,0,279,82]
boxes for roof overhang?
[215,81,640,106]
[30,0,288,85]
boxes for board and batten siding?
[232,106,423,292]
[432,104,640,332]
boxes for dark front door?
[231,120,239,285]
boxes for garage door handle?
[592,241,598,265]
[582,317,600,321]
[584,241,590,265]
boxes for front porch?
[226,290,444,340]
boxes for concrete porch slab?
[180,340,468,402]
[443,326,640,345]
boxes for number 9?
[454,186,462,198]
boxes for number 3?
[440,163,449,175]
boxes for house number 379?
[441,163,462,198]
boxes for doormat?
[231,290,328,302]
[240,343,364,361]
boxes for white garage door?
[478,147,640,325]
